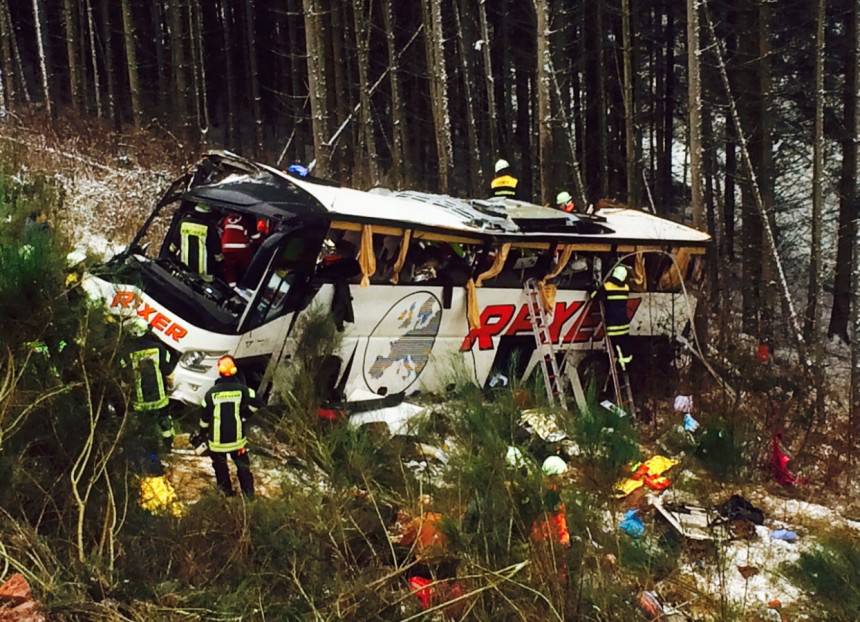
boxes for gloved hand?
[189,431,206,449]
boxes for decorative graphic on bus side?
[363,292,443,394]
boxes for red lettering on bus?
[459,305,516,351]
[164,324,188,342]
[136,303,157,321]
[150,313,170,332]
[110,291,138,309]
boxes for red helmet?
[217,355,238,378]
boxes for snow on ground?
[679,525,804,613]
[0,125,178,259]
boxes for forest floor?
[2,113,859,621]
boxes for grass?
[784,530,860,621]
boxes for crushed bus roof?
[181,151,711,248]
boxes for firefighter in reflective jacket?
[169,204,224,279]
[194,355,260,497]
[219,212,258,286]
[125,320,177,448]
[490,159,519,199]
[592,264,633,370]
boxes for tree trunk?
[806,0,825,337]
[99,0,117,125]
[622,0,636,206]
[660,0,675,210]
[32,0,52,117]
[167,0,190,137]
[478,0,498,163]
[120,0,142,126]
[382,0,407,187]
[244,0,263,155]
[422,0,453,193]
[584,0,606,203]
[85,0,102,118]
[0,0,17,106]
[62,0,81,110]
[535,0,553,205]
[353,0,379,186]
[218,0,236,147]
[188,0,209,145]
[830,0,859,342]
[286,0,305,162]
[702,1,808,359]
[303,0,330,175]
[150,1,168,116]
[687,0,704,228]
[453,0,483,196]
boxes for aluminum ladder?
[523,278,567,409]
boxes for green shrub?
[559,384,641,489]
[785,531,860,621]
[694,418,751,480]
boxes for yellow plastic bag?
[139,475,184,518]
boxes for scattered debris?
[347,401,426,436]
[717,494,765,525]
[616,455,678,497]
[520,409,567,442]
[138,475,183,518]
[619,509,645,538]
[770,529,798,543]
[488,372,508,388]
[738,565,760,579]
[683,413,699,433]
[0,574,45,622]
[636,590,665,620]
[673,395,693,413]
[652,496,720,541]
[770,433,797,487]
[600,399,628,418]
[392,511,448,555]
[407,576,465,619]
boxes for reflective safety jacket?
[490,174,519,198]
[199,377,260,452]
[220,214,257,254]
[601,277,630,336]
[173,209,224,277]
[128,335,175,411]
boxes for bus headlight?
[179,350,227,373]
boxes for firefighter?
[193,355,260,497]
[555,190,576,213]
[490,159,519,199]
[169,204,224,280]
[592,263,633,370]
[125,320,177,449]
[219,212,256,286]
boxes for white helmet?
[494,159,510,174]
[611,264,629,282]
[556,191,572,205]
[542,455,567,476]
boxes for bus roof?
[182,151,711,249]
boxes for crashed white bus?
[83,151,710,406]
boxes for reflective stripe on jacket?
[131,347,169,410]
[490,174,519,198]
[200,378,258,452]
[603,280,630,335]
